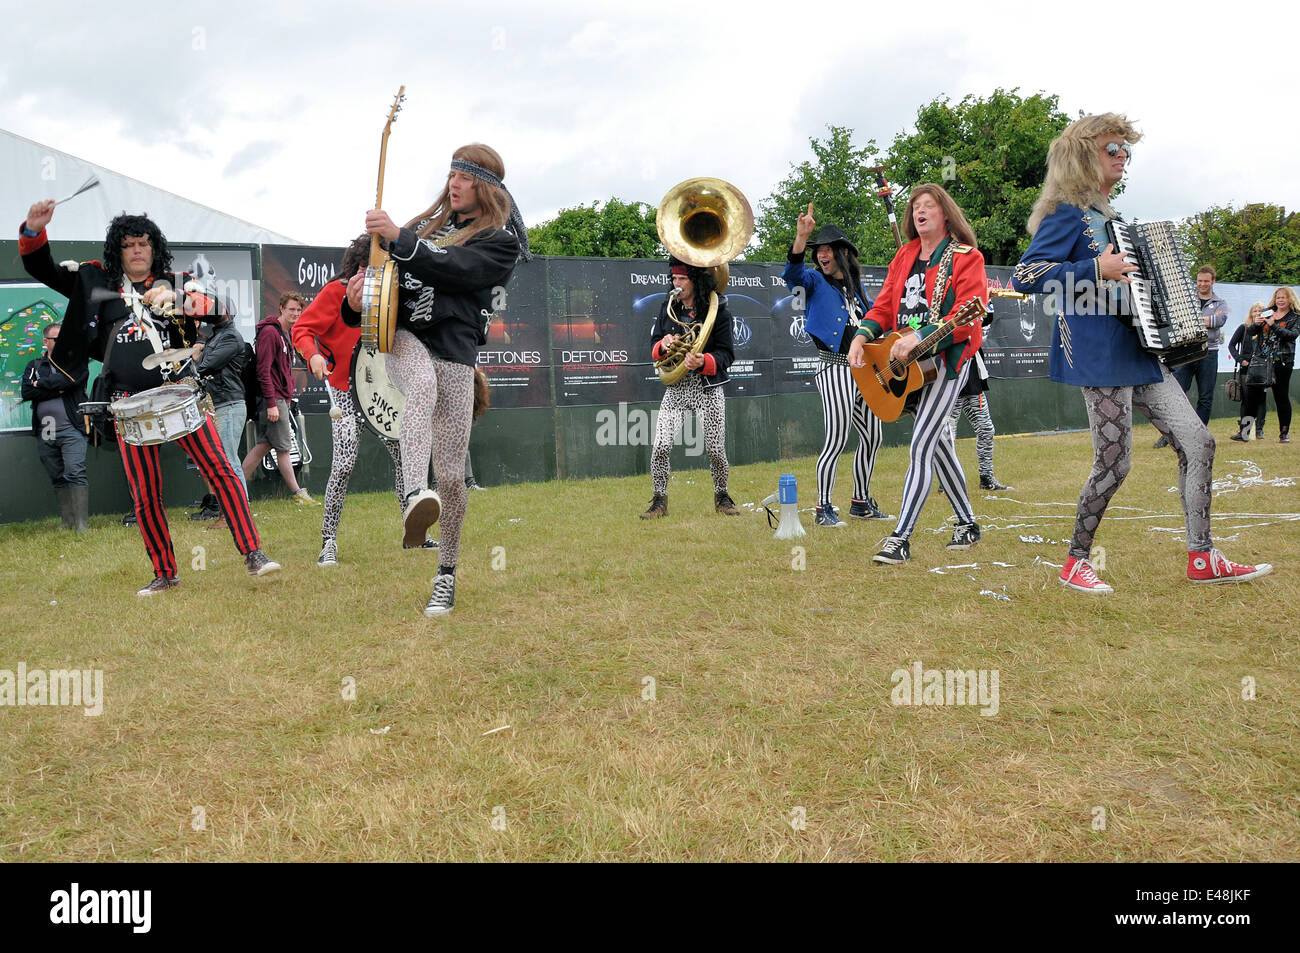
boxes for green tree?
[1180,203,1300,283]
[527,198,661,258]
[747,125,893,265]
[884,89,1072,265]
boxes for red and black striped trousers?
[119,415,260,579]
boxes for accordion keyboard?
[1106,219,1207,367]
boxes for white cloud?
[1,0,1293,251]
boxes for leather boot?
[55,487,76,530]
[640,493,668,519]
[71,485,90,532]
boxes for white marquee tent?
[1,128,298,245]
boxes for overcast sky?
[3,0,1293,251]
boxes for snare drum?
[110,385,206,446]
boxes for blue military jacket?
[782,254,872,354]
[1011,203,1162,387]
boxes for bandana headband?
[670,265,689,277]
[449,158,532,262]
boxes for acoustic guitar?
[850,296,986,422]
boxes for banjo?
[352,86,407,440]
[360,86,404,354]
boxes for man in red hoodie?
[242,292,318,503]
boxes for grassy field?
[1,418,1297,861]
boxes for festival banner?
[479,258,551,410]
[261,243,344,414]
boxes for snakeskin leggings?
[650,375,728,496]
[1072,365,1214,558]
[322,383,404,540]
[387,329,475,567]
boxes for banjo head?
[349,343,405,441]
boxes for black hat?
[808,224,858,258]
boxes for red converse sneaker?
[1059,555,1113,594]
[1187,550,1273,584]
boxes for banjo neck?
[370,86,405,269]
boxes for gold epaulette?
[952,243,974,254]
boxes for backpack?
[238,342,261,421]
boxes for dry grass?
[1,418,1297,861]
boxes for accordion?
[1106,220,1208,367]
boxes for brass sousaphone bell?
[654,177,754,385]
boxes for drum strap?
[121,277,167,356]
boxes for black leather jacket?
[195,319,246,406]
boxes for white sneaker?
[402,490,441,548]
[317,537,338,567]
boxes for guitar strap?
[927,239,958,323]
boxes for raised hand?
[796,202,816,242]
[26,199,55,233]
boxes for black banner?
[253,250,1060,416]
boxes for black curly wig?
[667,255,718,318]
[103,213,172,286]
[337,233,371,283]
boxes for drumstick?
[54,173,102,206]
[323,369,343,419]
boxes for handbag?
[1224,367,1242,403]
[1245,359,1275,388]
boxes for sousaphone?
[654,177,753,385]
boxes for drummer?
[19,201,281,595]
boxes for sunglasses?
[1103,141,1133,161]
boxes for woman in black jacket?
[1262,287,1300,442]
[345,143,527,617]
[1228,302,1269,440]
[194,293,249,497]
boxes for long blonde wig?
[404,143,513,247]
[1028,113,1142,234]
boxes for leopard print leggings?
[650,375,728,496]
[322,383,404,540]
[387,328,475,566]
[1073,365,1214,558]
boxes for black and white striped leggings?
[813,360,880,505]
[947,393,995,479]
[322,383,405,540]
[894,362,974,539]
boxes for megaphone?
[761,473,806,539]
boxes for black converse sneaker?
[873,535,911,564]
[137,575,179,597]
[947,522,981,549]
[245,549,281,576]
[979,475,1013,491]
[849,497,891,520]
[424,573,456,617]
[317,537,338,567]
